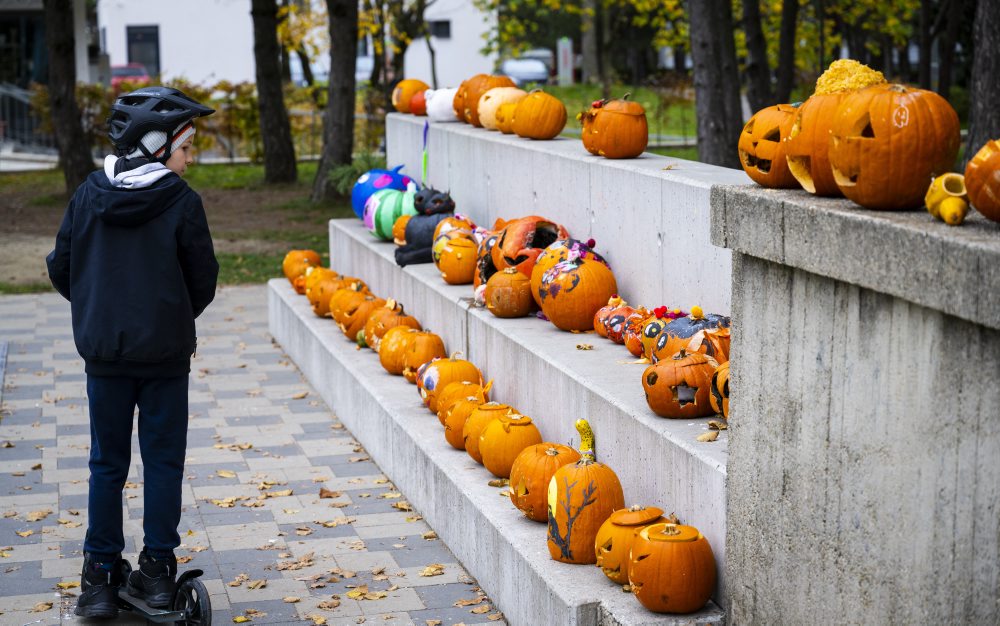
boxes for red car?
[111,63,151,90]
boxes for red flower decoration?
[586,238,596,248]
[653,306,668,319]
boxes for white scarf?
[104,155,173,189]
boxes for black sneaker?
[75,554,122,618]
[126,548,177,608]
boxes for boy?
[46,86,219,618]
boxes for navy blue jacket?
[46,170,218,377]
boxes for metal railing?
[0,83,58,154]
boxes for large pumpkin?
[512,90,567,140]
[642,349,719,419]
[463,402,514,464]
[391,78,430,113]
[479,414,543,479]
[491,216,569,278]
[379,327,420,375]
[547,419,624,564]
[282,249,322,287]
[738,104,801,188]
[437,237,479,285]
[964,139,1000,222]
[709,360,731,419]
[581,93,648,159]
[479,87,527,130]
[363,299,421,352]
[828,83,960,210]
[485,268,535,318]
[416,352,484,413]
[595,506,668,584]
[531,239,607,308]
[629,523,717,614]
[509,443,581,522]
[453,75,486,120]
[538,258,619,332]
[401,332,447,383]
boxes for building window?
[126,25,159,77]
[428,20,450,39]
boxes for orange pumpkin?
[461,75,517,126]
[338,295,386,342]
[478,87,528,130]
[531,239,606,308]
[392,215,411,246]
[491,216,569,278]
[304,270,342,317]
[328,282,372,326]
[581,93,649,159]
[738,103,801,188]
[436,381,491,426]
[444,397,484,450]
[391,78,430,113]
[311,275,366,319]
[401,332,447,384]
[463,402,514,464]
[593,296,627,338]
[453,74,487,120]
[709,360,731,419]
[629,523,717,614]
[485,268,534,318]
[964,139,1000,222]
[437,237,479,285]
[363,299,422,352]
[433,215,477,241]
[512,90,567,140]
[496,102,519,134]
[379,327,420,375]
[282,249,322,287]
[547,419,624,564]
[415,352,484,413]
[605,306,644,345]
[785,94,847,196]
[432,229,475,267]
[595,505,668,584]
[622,313,653,357]
[650,310,731,363]
[479,414,543,479]
[642,349,719,419]
[828,83,960,210]
[509,443,581,522]
[537,258,618,332]
[409,90,427,116]
[302,266,338,294]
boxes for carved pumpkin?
[738,104,801,188]
[479,414,544,479]
[629,522,717,614]
[605,306,645,345]
[302,266,337,294]
[338,295,386,341]
[453,75,486,120]
[491,216,569,278]
[473,227,503,289]
[829,84,960,210]
[496,102,519,134]
[436,381,491,426]
[595,505,668,584]
[408,90,427,116]
[416,352,484,413]
[401,332,447,384]
[593,296,627,338]
[392,215,411,246]
[363,299,421,353]
[311,276,366,319]
[538,258,619,332]
[512,90,567,140]
[709,360,730,419]
[282,249,322,287]
[532,239,607,308]
[485,268,535,318]
[463,402,514,464]
[432,229,475,266]
[643,349,719,419]
[964,139,1000,222]
[444,397,484,449]
[459,74,517,126]
[391,78,430,113]
[580,93,649,159]
[547,419,624,564]
[438,237,479,285]
[301,267,338,305]
[479,87,528,130]
[651,309,731,363]
[509,443,581,522]
[328,281,371,325]
[379,327,420,375]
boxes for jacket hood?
[86,169,190,227]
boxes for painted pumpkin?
[473,228,503,289]
[709,360,730,418]
[538,258,619,332]
[509,443,581,522]
[738,103,801,188]
[606,306,645,345]
[282,249,322,288]
[436,381,491,426]
[391,78,430,113]
[463,402,514,465]
[643,349,719,419]
[496,102,519,134]
[379,327,420,375]
[401,332,447,384]
[444,397,484,449]
[829,83,960,210]
[433,215,477,241]
[479,414,544,479]
[351,165,413,219]
[425,88,461,123]
[491,216,569,278]
[581,93,649,159]
[338,295,386,341]
[547,419,624,564]
[438,237,479,285]
[651,309,731,363]
[622,311,653,357]
[532,239,607,308]
[363,299,421,353]
[595,505,668,584]
[432,229,475,266]
[629,523,717,614]
[593,296,627,338]
[392,215,411,246]
[964,139,1000,222]
[365,189,418,240]
[485,268,535,318]
[512,90,567,140]
[479,87,527,130]
[416,352,484,413]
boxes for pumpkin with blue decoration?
[351,165,414,218]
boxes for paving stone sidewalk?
[0,286,504,626]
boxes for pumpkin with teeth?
[436,381,491,426]
[595,506,668,584]
[642,349,719,419]
[509,443,581,522]
[463,402,515,464]
[738,104,800,188]
[628,522,716,614]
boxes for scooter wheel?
[172,577,211,625]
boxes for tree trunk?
[774,0,799,103]
[42,0,93,194]
[673,45,687,75]
[312,0,359,202]
[424,32,438,89]
[689,0,743,168]
[937,0,962,97]
[966,0,1000,166]
[252,0,298,183]
[581,0,599,82]
[919,0,933,88]
[296,47,315,86]
[742,0,774,112]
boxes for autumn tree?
[278,0,329,86]
[360,0,434,96]
[689,0,742,168]
[252,0,298,183]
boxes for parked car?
[110,63,151,90]
[499,58,550,87]
[289,55,375,87]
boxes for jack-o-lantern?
[282,249,322,289]
[509,443,581,522]
[444,397,484,449]
[391,79,429,113]
[379,327,420,375]
[532,239,606,308]
[301,267,337,304]
[512,90,567,140]
[595,505,668,584]
[491,216,569,278]
[629,522,717,614]
[738,104,801,188]
[416,352,484,413]
[436,381,491,426]
[964,139,1000,222]
[338,295,386,341]
[496,102,519,134]
[306,272,348,318]
[479,414,543,479]
[547,419,624,564]
[401,331,447,383]
[438,237,479,285]
[453,76,485,119]
[479,87,528,130]
[606,306,646,345]
[458,74,517,126]
[328,281,372,325]
[829,83,960,210]
[642,349,719,419]
[651,308,731,363]
[538,258,619,332]
[580,93,649,159]
[463,402,514,464]
[709,360,730,418]
[593,296,627,338]
[485,268,535,318]
[363,299,421,352]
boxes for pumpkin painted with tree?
[738,103,801,189]
[964,139,1000,222]
[547,419,624,564]
[580,93,649,159]
[436,381,491,426]
[629,522,717,614]
[595,506,669,584]
[512,90,567,140]
[363,299,421,352]
[391,78,429,114]
[530,238,605,307]
[509,443,581,523]
[538,257,619,332]
[643,349,719,419]
[416,352,484,413]
[463,402,515,464]
[401,332,447,384]
[478,87,527,130]
[479,414,544,479]
[485,268,535,318]
[710,360,730,419]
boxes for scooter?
[115,559,212,624]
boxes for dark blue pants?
[85,375,189,562]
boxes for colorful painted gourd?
[651,307,731,363]
[512,90,567,140]
[710,360,731,419]
[579,93,649,159]
[401,332,447,384]
[415,352,484,413]
[530,238,607,307]
[622,310,653,357]
[479,414,544,479]
[363,299,422,353]
[595,506,668,584]
[642,349,719,419]
[485,268,535,318]
[491,216,569,278]
[351,165,413,219]
[738,103,801,188]
[463,402,514,464]
[432,215,476,241]
[473,227,503,289]
[509,443,581,522]
[547,419,624,564]
[478,87,528,130]
[965,139,1000,222]
[606,306,645,345]
[538,258,619,332]
[628,523,717,614]
[391,78,429,113]
[364,189,418,240]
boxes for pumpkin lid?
[610,505,664,526]
[641,523,701,543]
[500,413,533,427]
[479,402,511,412]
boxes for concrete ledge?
[711,185,1000,330]
[269,278,725,626]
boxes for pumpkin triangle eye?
[763,128,780,142]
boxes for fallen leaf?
[419,564,445,577]
[232,617,250,624]
[663,163,678,170]
[31,463,42,470]
[276,553,314,571]
[405,515,423,522]
[296,527,314,536]
[422,531,437,540]
[291,391,309,400]
[16,530,34,538]
[373,478,389,484]
[247,579,267,590]
[348,457,369,463]
[391,502,413,512]
[190,545,208,552]
[26,509,52,522]
[56,581,79,589]
[488,613,504,621]
[211,497,239,508]
[471,604,491,614]
[31,602,52,612]
[177,555,193,564]
[319,488,342,499]
[576,343,594,350]
[454,597,483,607]
[2,511,15,518]
[426,621,442,626]
[305,614,328,624]
[317,599,341,610]
[347,540,366,551]
[283,596,301,603]
[697,431,719,442]
[346,585,368,600]
[228,573,250,587]
[708,419,728,430]
[264,489,293,498]
[0,441,12,448]
[312,476,330,483]
[10,472,25,477]
[378,492,401,499]
[217,469,237,478]
[393,543,405,549]
[244,609,266,617]
[365,591,388,600]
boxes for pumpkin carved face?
[738,104,801,188]
[512,90,567,140]
[432,229,475,266]
[964,139,1000,222]
[363,299,421,352]
[595,506,667,584]
[461,75,518,126]
[709,361,731,418]
[628,523,717,614]
[282,249,322,287]
[485,268,535,318]
[338,295,386,341]
[444,397,484,450]
[478,87,528,130]
[509,443,580,522]
[437,237,479,285]
[491,216,569,278]
[642,349,719,419]
[538,258,619,332]
[495,102,519,134]
[479,414,544,479]
[379,327,420,375]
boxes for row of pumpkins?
[391,74,649,159]
[739,58,1000,226]
[282,250,718,614]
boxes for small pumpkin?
[532,239,607,308]
[605,306,644,345]
[709,360,730,419]
[479,414,544,479]
[432,228,475,266]
[391,78,430,113]
[401,331,448,384]
[622,311,653,357]
[392,215,412,246]
[433,215,477,241]
[512,90,567,140]
[463,402,514,464]
[547,419,625,564]
[436,381,491,426]
[328,281,372,326]
[964,139,1000,222]
[303,268,341,315]
[438,237,479,285]
[282,249,322,287]
[495,102,519,134]
[485,268,535,318]
[312,276,367,320]
[416,352,484,413]
[363,299,421,353]
[338,295,386,341]
[473,227,503,289]
[479,87,527,130]
[651,308,731,363]
[444,397,484,450]
[629,523,717,614]
[509,443,581,522]
[642,349,719,419]
[409,90,427,116]
[302,266,338,294]
[580,93,649,159]
[595,505,668,584]
[738,103,801,188]
[538,258,619,332]
[379,327,420,376]
[593,295,627,338]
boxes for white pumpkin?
[478,87,528,130]
[425,88,461,123]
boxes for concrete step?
[269,278,725,625]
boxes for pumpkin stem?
[450,351,465,360]
[661,524,682,536]
[673,349,688,360]
[622,92,631,101]
[483,379,494,395]
[575,419,596,464]
[545,446,562,456]
[629,504,643,512]
[385,298,397,310]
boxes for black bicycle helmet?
[107,86,215,159]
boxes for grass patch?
[216,252,287,285]
[546,84,697,140]
[648,146,700,161]
[0,282,53,295]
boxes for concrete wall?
[403,2,497,88]
[713,186,1000,623]
[386,113,751,316]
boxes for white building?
[402,0,497,88]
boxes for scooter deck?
[116,589,187,624]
